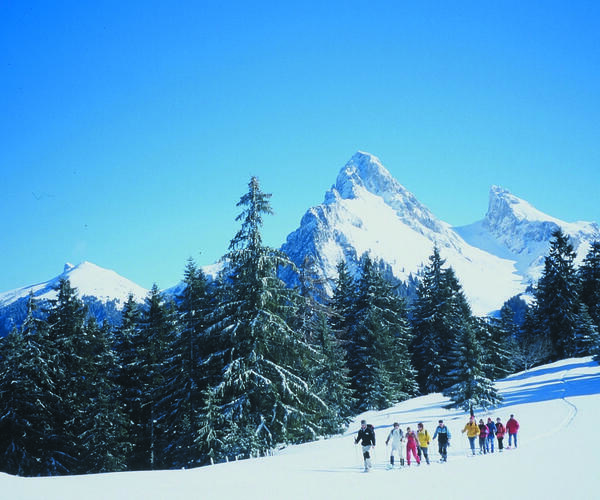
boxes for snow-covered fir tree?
[534,229,596,360]
[113,294,146,471]
[411,247,472,393]
[579,241,600,333]
[135,284,178,470]
[0,294,59,476]
[444,321,502,411]
[161,259,212,468]
[295,256,355,434]
[206,176,329,459]
[44,279,128,474]
[346,255,417,411]
[477,316,514,381]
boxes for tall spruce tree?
[113,294,146,471]
[444,321,502,411]
[0,295,59,476]
[207,176,328,459]
[330,260,356,339]
[346,255,417,411]
[45,278,93,474]
[534,229,595,360]
[163,259,212,468]
[136,284,178,470]
[296,256,354,434]
[579,241,600,332]
[411,247,472,393]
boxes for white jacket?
[386,428,404,447]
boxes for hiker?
[478,419,488,454]
[495,417,506,451]
[416,422,431,465]
[405,427,421,466]
[385,422,404,468]
[432,419,451,462]
[506,414,520,448]
[485,417,496,453]
[355,420,376,472]
[462,415,479,455]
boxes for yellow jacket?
[462,421,479,438]
[417,429,430,447]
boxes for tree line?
[1,177,599,476]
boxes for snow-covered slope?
[282,152,524,315]
[455,185,600,283]
[4,356,599,500]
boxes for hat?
[361,420,366,425]
[438,420,443,424]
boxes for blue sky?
[1,1,599,292]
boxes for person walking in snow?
[506,414,520,448]
[432,419,451,462]
[485,417,496,453]
[477,419,489,454]
[385,422,404,468]
[416,422,431,465]
[495,417,506,451]
[462,416,479,455]
[355,420,376,471]
[405,427,421,466]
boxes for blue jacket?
[433,424,451,444]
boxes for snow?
[0,261,148,308]
[3,356,599,500]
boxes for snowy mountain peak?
[334,151,397,199]
[283,153,524,315]
[456,185,600,284]
[0,262,148,309]
[486,185,562,227]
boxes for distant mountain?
[0,261,148,336]
[282,152,600,315]
[455,185,600,282]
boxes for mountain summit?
[456,186,600,281]
[282,152,524,315]
[0,261,149,335]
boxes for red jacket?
[506,417,520,434]
[495,422,506,438]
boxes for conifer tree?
[78,318,130,473]
[0,295,59,476]
[135,284,178,470]
[330,260,356,339]
[296,256,354,434]
[478,317,514,380]
[113,294,146,470]
[163,259,212,468]
[346,255,417,411]
[45,278,94,474]
[534,229,594,359]
[579,241,600,332]
[411,247,472,393]
[444,321,502,411]
[208,176,328,459]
